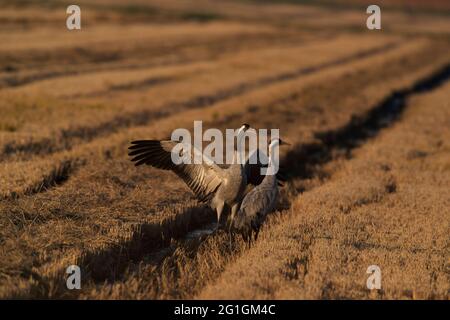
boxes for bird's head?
[240,123,251,132]
[270,137,291,147]
[236,123,251,138]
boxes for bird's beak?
[282,140,292,146]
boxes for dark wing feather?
[128,140,223,202]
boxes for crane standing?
[233,138,290,244]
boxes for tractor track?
[0,32,300,90]
[0,41,402,162]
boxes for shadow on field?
[36,62,450,297]
[283,63,450,183]
[1,41,401,161]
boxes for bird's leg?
[228,203,239,232]
[241,229,252,248]
[254,228,260,242]
[247,233,252,248]
[241,232,249,244]
[215,202,225,231]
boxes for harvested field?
[0,0,449,299]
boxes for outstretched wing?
[244,149,285,187]
[128,140,223,202]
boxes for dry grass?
[0,0,449,299]
[199,80,450,300]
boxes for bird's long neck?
[267,141,279,176]
[233,130,245,166]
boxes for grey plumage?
[233,174,278,242]
[233,138,289,243]
[128,124,250,228]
